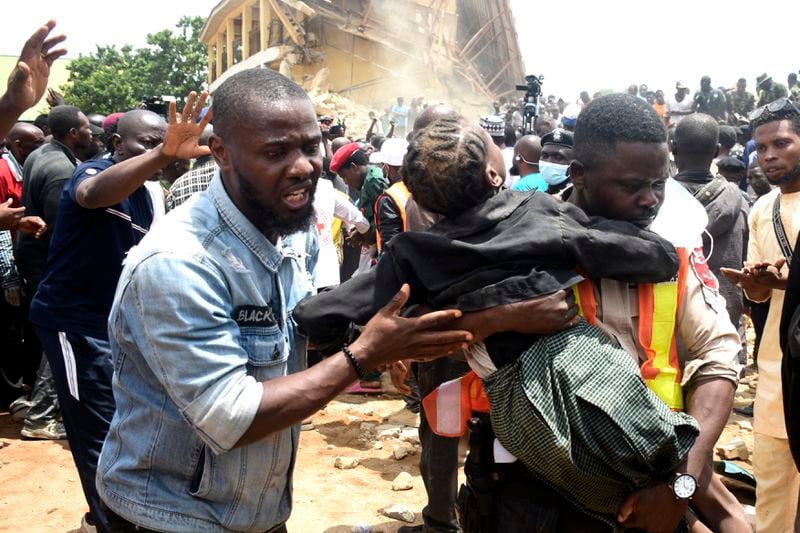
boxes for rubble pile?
[306,68,379,137]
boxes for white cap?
[380,138,409,167]
[369,151,384,164]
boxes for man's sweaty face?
[213,98,323,239]
[580,142,669,228]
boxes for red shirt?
[0,155,23,206]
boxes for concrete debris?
[391,471,414,491]
[736,420,753,431]
[376,425,403,439]
[382,503,416,523]
[334,456,360,470]
[716,438,750,461]
[360,422,376,432]
[393,447,409,460]
[732,396,752,409]
[308,82,378,137]
[373,441,383,450]
[399,429,420,445]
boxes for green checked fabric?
[484,320,699,528]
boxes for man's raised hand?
[162,91,213,161]
[5,20,66,114]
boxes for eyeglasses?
[749,97,800,121]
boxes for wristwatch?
[669,473,697,500]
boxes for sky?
[510,0,800,102]
[2,0,799,104]
[0,1,220,56]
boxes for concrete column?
[216,33,224,74]
[259,0,270,50]
[242,3,252,59]
[226,17,235,67]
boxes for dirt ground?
[0,383,447,533]
[0,366,757,533]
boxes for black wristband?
[342,343,367,380]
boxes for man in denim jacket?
[96,69,479,533]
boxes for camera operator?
[516,74,544,136]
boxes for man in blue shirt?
[391,96,410,137]
[511,135,547,192]
[96,68,473,533]
[29,96,212,532]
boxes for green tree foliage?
[62,16,208,115]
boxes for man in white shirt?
[721,97,800,532]
[666,81,694,128]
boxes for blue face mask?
[539,161,569,185]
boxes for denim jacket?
[97,173,317,532]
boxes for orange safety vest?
[423,248,690,436]
[572,247,689,411]
[375,181,410,252]
[422,371,490,438]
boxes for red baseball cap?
[329,142,361,173]
[102,112,125,130]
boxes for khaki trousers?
[753,432,800,532]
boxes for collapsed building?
[199,0,526,130]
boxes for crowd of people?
[4,18,800,533]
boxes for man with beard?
[29,99,211,531]
[95,68,472,533]
[721,97,800,532]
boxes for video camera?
[516,74,544,135]
[141,96,176,118]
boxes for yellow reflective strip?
[647,281,683,409]
[572,285,585,317]
[646,379,684,410]
[650,282,677,370]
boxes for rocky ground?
[0,359,758,532]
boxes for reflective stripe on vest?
[424,249,689,436]
[571,247,689,410]
[375,181,410,252]
[422,371,489,437]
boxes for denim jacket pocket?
[187,432,291,530]
[188,444,213,498]
[240,328,289,381]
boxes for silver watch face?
[673,474,696,499]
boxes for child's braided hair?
[403,117,493,216]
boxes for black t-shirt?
[30,158,154,339]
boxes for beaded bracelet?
[342,343,367,380]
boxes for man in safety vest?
[455,94,748,532]
[374,137,410,253]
